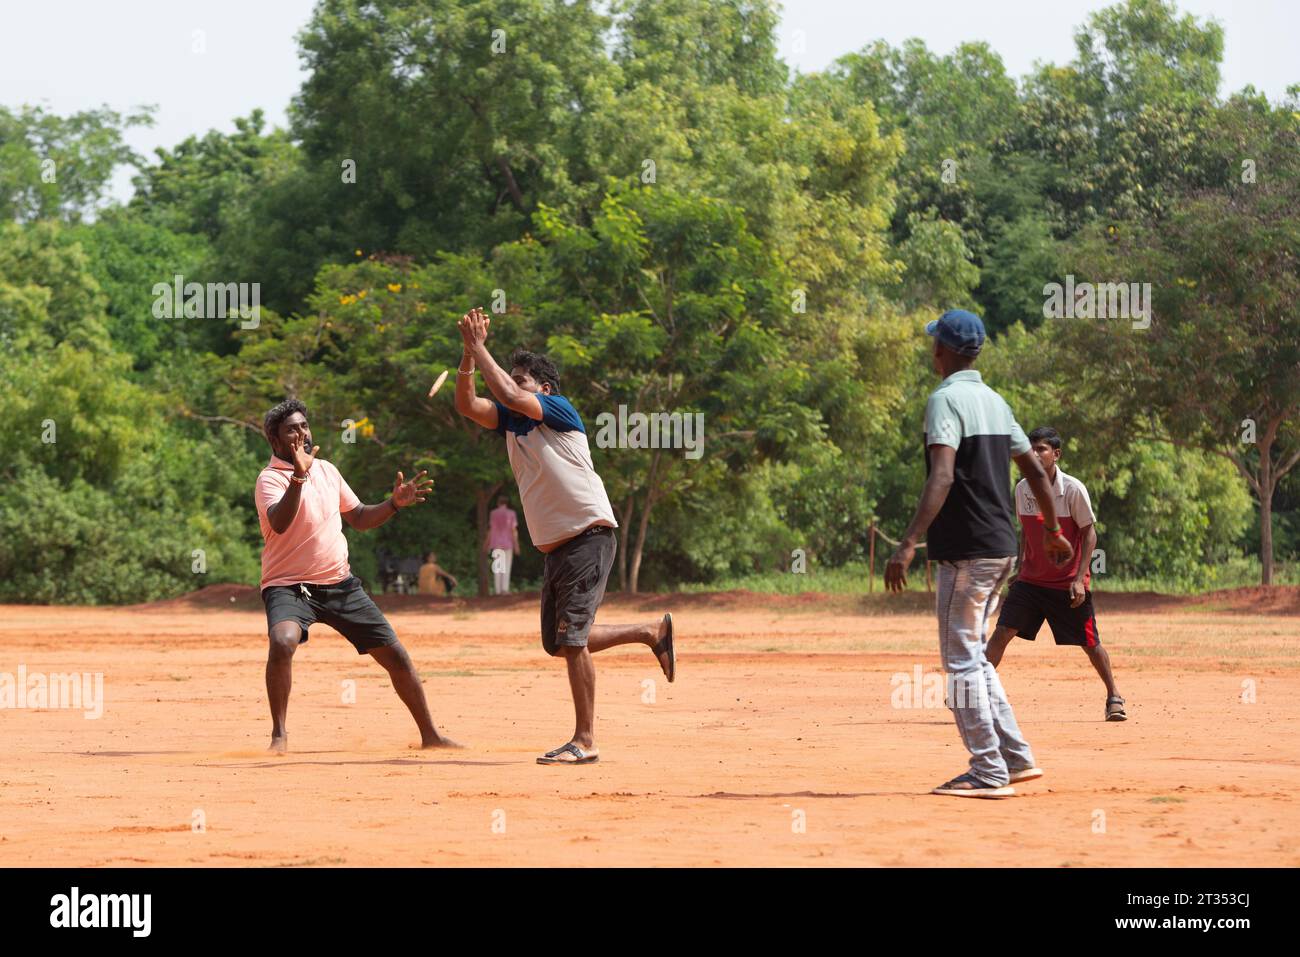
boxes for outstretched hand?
[392,469,433,508]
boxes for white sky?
[3,0,1296,204]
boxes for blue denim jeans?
[935,558,1036,786]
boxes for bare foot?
[417,735,466,750]
[268,734,288,754]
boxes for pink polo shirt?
[255,456,361,589]
[487,505,517,550]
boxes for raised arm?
[460,307,543,421]
[266,435,316,534]
[454,309,500,430]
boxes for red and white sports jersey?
[1014,468,1096,590]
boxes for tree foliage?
[1,0,1294,601]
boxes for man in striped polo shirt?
[454,307,676,766]
[986,427,1127,721]
[886,310,1073,798]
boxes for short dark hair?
[1028,426,1061,450]
[508,348,560,393]
[264,398,308,444]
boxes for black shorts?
[996,579,1099,647]
[540,525,616,656]
[261,575,398,655]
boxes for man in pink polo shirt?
[255,398,460,753]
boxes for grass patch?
[1092,558,1299,594]
[664,558,1298,597]
[674,563,928,596]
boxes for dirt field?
[2,585,1297,867]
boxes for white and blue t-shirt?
[923,370,1031,561]
[494,393,618,549]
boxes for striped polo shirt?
[494,393,617,550]
[923,370,1031,561]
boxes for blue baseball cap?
[925,309,985,357]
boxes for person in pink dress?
[486,496,520,594]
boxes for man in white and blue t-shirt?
[886,310,1074,798]
[454,307,676,765]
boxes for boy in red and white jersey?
[987,427,1127,722]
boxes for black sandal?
[651,613,675,683]
[537,742,599,765]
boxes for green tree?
[279,1,616,290]
[1007,91,1299,586]
[0,221,111,353]
[0,244,262,603]
[68,212,216,367]
[982,324,1252,585]
[0,104,151,224]
[129,110,295,240]
[829,38,1018,240]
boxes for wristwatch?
[289,472,308,485]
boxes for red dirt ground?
[1,586,1297,866]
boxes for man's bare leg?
[560,644,597,757]
[1083,642,1121,699]
[370,642,462,749]
[985,624,1017,668]
[266,623,301,753]
[542,616,674,764]
[587,614,673,676]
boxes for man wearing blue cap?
[885,309,1074,798]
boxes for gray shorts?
[261,575,398,655]
[540,525,616,656]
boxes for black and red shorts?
[996,579,1099,647]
